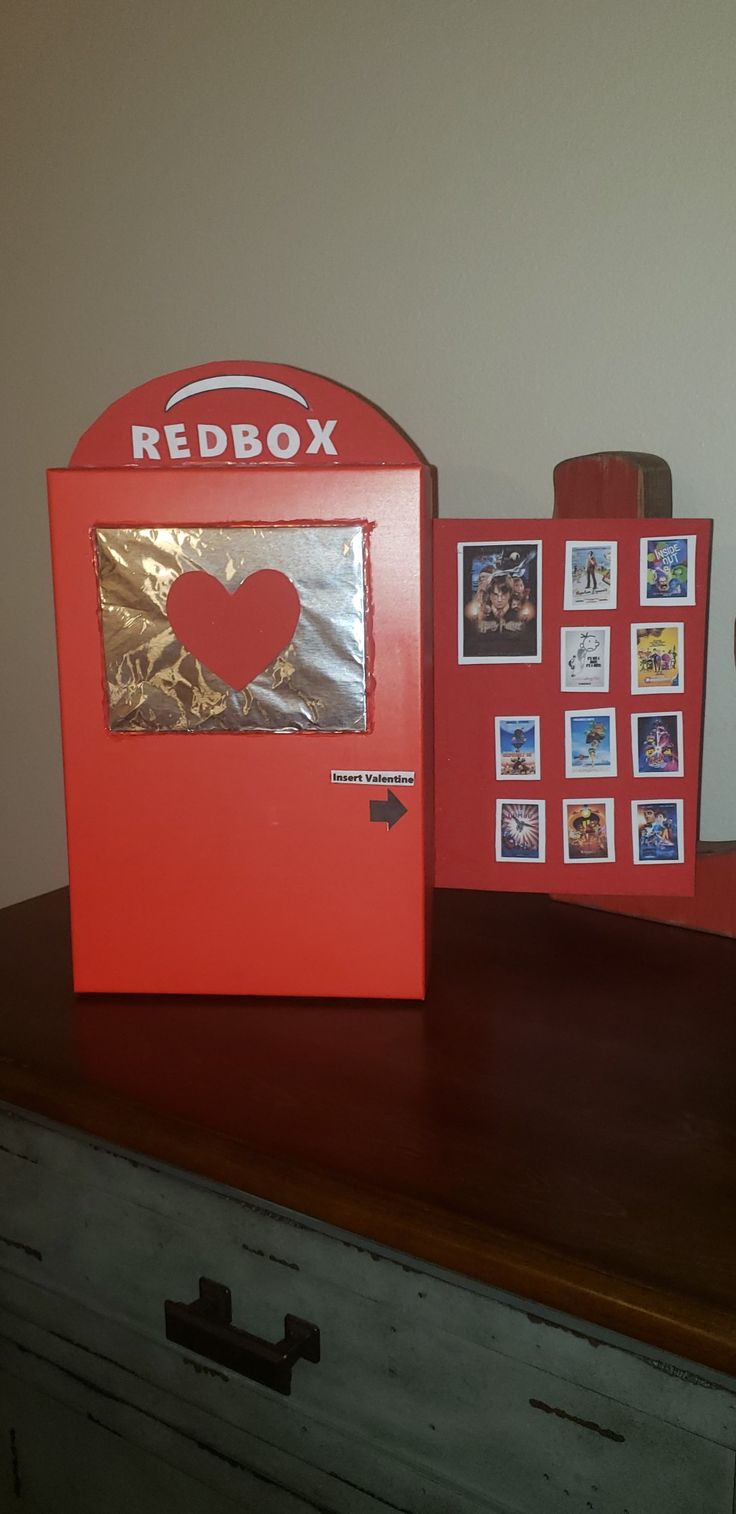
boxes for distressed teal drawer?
[2,1104,735,1514]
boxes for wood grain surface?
[553,451,673,519]
[1,886,734,1374]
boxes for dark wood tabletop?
[1,886,735,1375]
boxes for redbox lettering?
[131,419,338,462]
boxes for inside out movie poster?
[459,541,541,662]
[641,536,695,606]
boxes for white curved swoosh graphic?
[165,374,310,411]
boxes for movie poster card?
[631,711,684,778]
[496,799,546,862]
[560,626,610,692]
[640,536,696,607]
[563,798,615,864]
[564,540,617,610]
[458,541,542,664]
[495,716,540,780]
[632,799,684,864]
[564,709,617,778]
[631,623,684,694]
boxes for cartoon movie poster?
[632,624,684,693]
[458,541,542,663]
[563,798,615,863]
[641,536,695,606]
[495,716,540,780]
[561,626,610,691]
[564,540,617,610]
[632,712,683,777]
[496,800,545,861]
[565,709,617,777]
[632,800,684,863]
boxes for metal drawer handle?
[164,1276,320,1396]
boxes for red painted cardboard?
[434,518,711,895]
[70,359,419,468]
[49,364,433,998]
[554,842,736,939]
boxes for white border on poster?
[564,708,618,779]
[494,715,541,782]
[495,797,546,862]
[457,540,543,665]
[630,710,684,779]
[631,622,685,696]
[563,539,618,611]
[639,535,696,608]
[631,798,685,864]
[562,797,616,864]
[560,625,611,693]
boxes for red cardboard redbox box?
[49,362,433,998]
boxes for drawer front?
[0,1346,342,1514]
[2,1105,735,1514]
[0,1301,493,1514]
[0,1361,246,1514]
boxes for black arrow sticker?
[369,789,407,830]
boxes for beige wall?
[2,0,735,907]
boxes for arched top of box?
[70,360,424,468]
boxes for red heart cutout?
[166,569,301,690]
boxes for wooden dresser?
[1,887,735,1513]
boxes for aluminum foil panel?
[95,524,368,732]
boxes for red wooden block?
[554,451,672,520]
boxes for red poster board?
[49,364,433,998]
[434,518,711,896]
